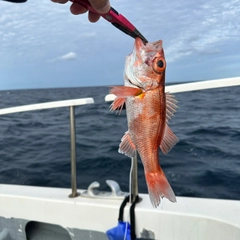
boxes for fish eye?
[157,60,164,68]
[153,57,166,74]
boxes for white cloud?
[60,52,77,60]
[161,0,240,63]
[48,52,77,62]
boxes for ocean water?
[0,85,239,201]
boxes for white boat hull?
[0,184,239,240]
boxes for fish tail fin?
[145,169,176,208]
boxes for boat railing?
[105,76,240,102]
[0,98,94,198]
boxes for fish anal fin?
[110,86,142,98]
[160,124,179,154]
[118,131,136,158]
[146,168,176,208]
[166,92,178,122]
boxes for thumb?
[88,0,110,14]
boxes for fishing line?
[129,154,134,204]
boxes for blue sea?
[0,85,239,200]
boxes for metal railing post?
[69,106,79,198]
[130,151,138,203]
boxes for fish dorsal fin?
[166,92,178,122]
[118,131,136,158]
[160,125,179,154]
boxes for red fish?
[110,37,179,207]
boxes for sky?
[0,0,240,90]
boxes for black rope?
[130,195,140,240]
[117,195,140,239]
[118,195,130,221]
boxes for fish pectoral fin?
[110,97,126,114]
[110,86,142,98]
[118,131,136,158]
[166,92,178,122]
[160,124,179,154]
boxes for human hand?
[51,0,111,22]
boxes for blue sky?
[1,0,240,90]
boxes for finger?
[70,2,88,15]
[88,11,101,23]
[88,0,110,14]
[51,0,68,3]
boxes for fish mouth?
[134,38,163,63]
[134,37,146,58]
[134,37,145,50]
